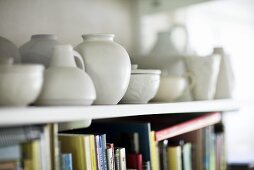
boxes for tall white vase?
[75,34,131,105]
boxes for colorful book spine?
[95,134,104,170]
[61,153,73,170]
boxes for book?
[150,131,159,170]
[182,143,192,170]
[95,134,104,170]
[58,134,91,170]
[126,153,142,170]
[61,153,73,170]
[0,144,21,162]
[0,161,20,170]
[22,139,42,170]
[167,145,182,170]
[115,148,120,170]
[154,112,221,142]
[90,135,97,170]
[158,140,168,170]
[101,134,108,170]
[106,143,115,170]
[116,147,127,170]
[50,124,60,170]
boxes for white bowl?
[120,69,161,104]
[0,64,44,106]
[152,76,188,102]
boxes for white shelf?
[0,99,242,127]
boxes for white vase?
[20,34,61,67]
[213,47,235,99]
[184,55,221,100]
[0,36,21,63]
[75,34,131,105]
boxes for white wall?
[0,0,135,53]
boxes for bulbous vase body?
[75,34,131,104]
[20,34,60,67]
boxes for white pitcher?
[36,44,96,106]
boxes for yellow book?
[150,131,160,170]
[167,145,182,170]
[22,140,41,170]
[59,134,91,170]
[89,135,97,170]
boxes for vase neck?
[31,34,57,40]
[82,34,114,41]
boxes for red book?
[155,112,221,142]
[126,153,142,170]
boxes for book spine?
[150,131,159,170]
[126,153,142,170]
[119,148,126,170]
[90,135,97,170]
[84,136,92,170]
[107,147,114,170]
[182,143,192,170]
[101,134,108,170]
[167,145,182,170]
[60,153,73,170]
[114,148,120,170]
[158,140,168,170]
[95,135,103,170]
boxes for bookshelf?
[0,99,241,127]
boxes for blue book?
[61,153,73,170]
[101,134,108,170]
[95,134,104,170]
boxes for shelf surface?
[0,99,243,126]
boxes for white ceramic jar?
[75,34,131,105]
[20,34,61,67]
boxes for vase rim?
[31,34,58,40]
[82,34,115,41]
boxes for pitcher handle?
[73,50,85,71]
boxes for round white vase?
[75,34,131,105]
[20,34,61,68]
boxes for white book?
[107,148,114,170]
[118,148,126,170]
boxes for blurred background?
[0,0,254,167]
